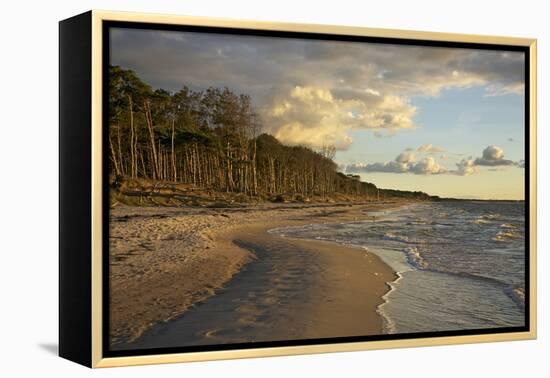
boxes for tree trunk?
[144,101,160,179]
[171,118,176,182]
[116,124,124,176]
[109,133,121,175]
[128,95,135,178]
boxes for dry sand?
[109,201,403,348]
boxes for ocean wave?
[404,246,427,269]
[383,232,410,243]
[406,220,430,226]
[377,271,404,334]
[504,285,526,308]
[493,230,521,242]
[382,232,428,269]
[432,222,457,227]
[473,213,502,225]
[500,223,518,229]
[414,269,526,311]
[440,270,509,287]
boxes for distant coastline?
[435,197,525,202]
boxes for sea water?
[268,201,526,334]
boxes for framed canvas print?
[59,10,537,368]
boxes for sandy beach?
[109,201,403,349]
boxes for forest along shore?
[109,200,404,348]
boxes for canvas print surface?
[106,26,527,352]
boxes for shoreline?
[275,235,407,335]
[109,200,407,348]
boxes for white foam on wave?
[382,232,428,270]
[383,232,410,243]
[493,230,521,242]
[504,285,526,309]
[403,246,427,269]
[500,223,517,229]
[376,271,404,334]
[473,213,502,225]
[512,287,526,303]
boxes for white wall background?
[1,0,547,376]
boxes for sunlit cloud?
[344,144,524,177]
[265,86,416,150]
[344,150,447,175]
[454,146,522,175]
[417,143,445,154]
[455,157,478,176]
[474,145,515,166]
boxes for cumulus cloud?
[396,151,416,164]
[348,161,410,174]
[110,28,525,150]
[410,157,447,175]
[345,144,523,177]
[452,145,523,175]
[266,86,416,149]
[474,145,515,166]
[417,143,445,153]
[345,151,446,175]
[455,157,478,176]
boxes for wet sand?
[109,202,403,349]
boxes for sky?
[110,27,526,200]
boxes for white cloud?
[455,157,478,176]
[474,145,515,166]
[410,157,447,175]
[396,151,416,164]
[344,144,523,176]
[266,86,416,150]
[272,121,353,150]
[484,145,505,160]
[453,146,523,175]
[344,150,446,175]
[417,143,445,153]
[347,161,410,174]
[364,88,381,96]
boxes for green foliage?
[109,65,152,122]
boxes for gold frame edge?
[528,40,537,339]
[91,10,104,368]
